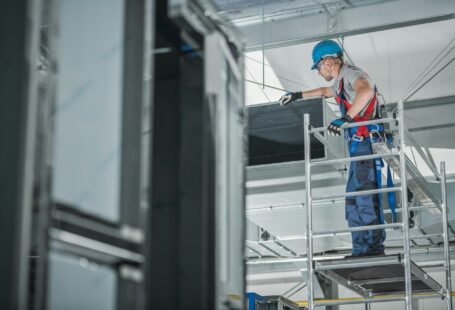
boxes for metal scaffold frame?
[303,99,453,309]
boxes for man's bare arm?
[345,78,375,119]
[302,87,335,98]
[279,87,335,106]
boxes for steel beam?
[239,0,455,50]
[404,95,455,110]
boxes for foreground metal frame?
[24,0,154,308]
[303,99,452,309]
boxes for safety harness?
[335,78,397,223]
[335,78,379,139]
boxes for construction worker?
[279,39,385,257]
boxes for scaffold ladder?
[303,99,452,310]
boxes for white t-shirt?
[331,63,375,110]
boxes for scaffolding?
[303,99,453,309]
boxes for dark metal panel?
[0,0,42,308]
[119,0,147,227]
[146,4,181,305]
[178,54,215,309]
[147,51,216,309]
[147,72,181,308]
[147,6,216,309]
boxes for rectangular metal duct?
[248,98,326,166]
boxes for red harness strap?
[334,79,378,138]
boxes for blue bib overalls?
[346,139,386,256]
[336,79,386,256]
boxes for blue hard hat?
[311,40,343,70]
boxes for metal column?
[441,161,453,310]
[304,113,314,310]
[398,99,413,310]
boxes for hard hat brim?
[310,52,340,70]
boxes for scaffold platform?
[314,254,446,298]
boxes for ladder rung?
[313,187,402,201]
[383,205,442,214]
[387,233,444,242]
[311,118,396,133]
[409,205,442,211]
[313,223,403,236]
[311,152,399,167]
[311,296,406,307]
[314,254,402,271]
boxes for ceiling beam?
[404,95,455,110]
[408,122,455,133]
[404,95,455,132]
[239,0,455,51]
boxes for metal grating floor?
[314,254,446,298]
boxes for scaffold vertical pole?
[441,161,453,310]
[304,113,314,310]
[398,99,413,310]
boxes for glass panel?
[48,252,117,310]
[53,0,125,221]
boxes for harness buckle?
[352,134,364,142]
[369,124,386,143]
[368,124,380,134]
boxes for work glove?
[279,91,302,106]
[327,115,354,136]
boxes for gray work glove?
[279,91,302,106]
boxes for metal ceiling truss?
[234,0,455,50]
[215,0,385,25]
